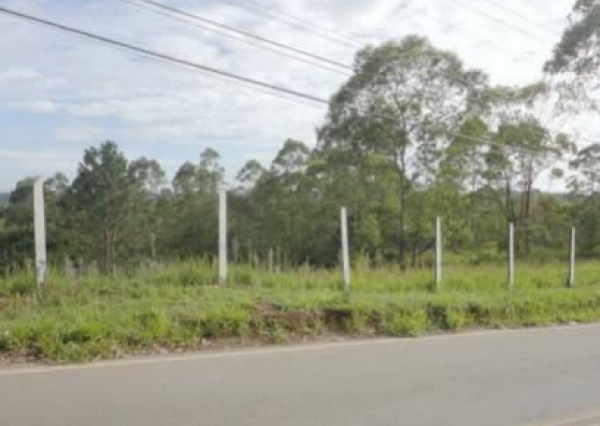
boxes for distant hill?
[544,192,575,204]
[0,193,9,206]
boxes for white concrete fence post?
[508,222,515,291]
[268,248,274,273]
[340,207,351,290]
[33,178,47,290]
[435,217,442,290]
[219,189,227,285]
[568,227,576,288]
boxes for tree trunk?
[522,181,533,257]
[396,147,408,268]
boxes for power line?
[120,0,550,104]
[118,0,517,97]
[476,0,561,36]
[445,0,552,45]
[0,6,591,156]
[0,5,329,105]
[223,0,549,58]
[423,11,511,53]
[121,0,491,86]
[116,0,503,112]
[114,0,353,72]
[218,0,362,49]
[117,0,351,77]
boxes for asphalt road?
[2,325,600,426]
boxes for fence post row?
[219,189,227,285]
[25,191,579,291]
[33,178,47,290]
[341,207,351,290]
[435,217,442,290]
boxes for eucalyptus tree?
[169,148,224,258]
[250,139,318,265]
[546,0,600,110]
[67,142,167,272]
[481,84,573,254]
[230,159,268,263]
[0,172,74,271]
[318,36,487,264]
[569,143,600,194]
[567,144,600,256]
[127,158,167,260]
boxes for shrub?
[382,310,430,337]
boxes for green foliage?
[544,1,600,112]
[202,309,250,339]
[382,309,430,337]
[546,0,600,76]
[0,35,593,274]
[1,262,600,363]
[3,34,600,365]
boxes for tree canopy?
[0,34,594,273]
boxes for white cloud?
[0,149,77,167]
[53,125,104,144]
[0,0,584,193]
[0,68,39,81]
[22,100,59,114]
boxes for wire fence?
[0,182,587,294]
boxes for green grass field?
[1,260,600,363]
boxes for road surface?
[2,325,600,426]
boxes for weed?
[1,261,600,363]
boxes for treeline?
[2,36,600,273]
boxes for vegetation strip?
[2,262,600,363]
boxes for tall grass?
[1,260,600,363]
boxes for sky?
[0,0,585,192]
